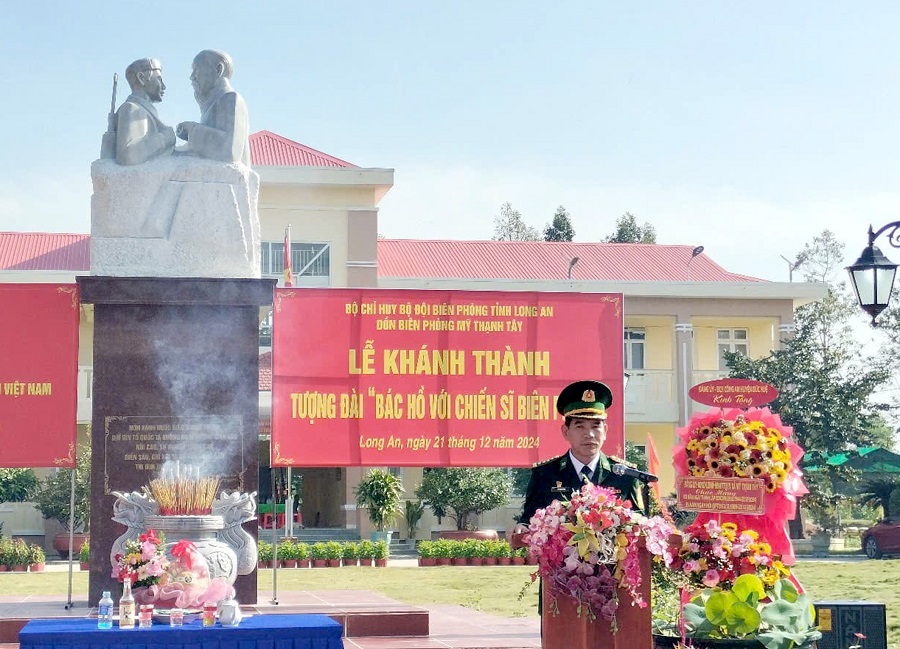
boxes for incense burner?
[110,489,258,585]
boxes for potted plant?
[450,539,467,566]
[495,540,512,565]
[341,541,358,567]
[0,537,11,571]
[357,539,376,566]
[310,542,328,568]
[404,500,425,541]
[417,540,435,567]
[78,540,90,570]
[482,539,498,566]
[464,538,482,566]
[10,538,29,571]
[433,539,452,566]
[512,546,527,565]
[32,441,91,559]
[295,542,310,568]
[257,540,273,569]
[355,468,404,545]
[29,543,46,572]
[373,540,389,567]
[324,541,343,567]
[279,539,297,568]
[661,575,821,649]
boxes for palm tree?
[857,477,900,520]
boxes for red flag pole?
[646,432,662,502]
[283,225,293,287]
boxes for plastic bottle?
[119,579,135,629]
[98,591,114,629]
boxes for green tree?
[492,202,541,241]
[725,231,891,532]
[33,442,92,531]
[0,469,38,503]
[543,205,575,242]
[415,467,512,530]
[603,212,657,243]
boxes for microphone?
[611,463,658,483]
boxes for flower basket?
[525,483,658,649]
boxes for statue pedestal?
[78,276,274,605]
[541,543,652,649]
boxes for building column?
[674,321,694,427]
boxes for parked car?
[862,519,900,559]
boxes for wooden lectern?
[541,541,652,649]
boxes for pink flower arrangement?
[112,529,168,588]
[524,482,673,626]
[661,519,791,591]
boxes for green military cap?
[556,380,613,419]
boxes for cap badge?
[582,389,595,402]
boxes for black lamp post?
[846,223,900,326]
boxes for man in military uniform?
[512,379,645,536]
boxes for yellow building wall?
[625,316,675,370]
[693,317,778,370]
[625,422,677,495]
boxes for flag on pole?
[646,431,662,502]
[283,225,293,287]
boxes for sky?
[3,2,900,282]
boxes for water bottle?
[98,591,113,629]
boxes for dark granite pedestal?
[77,277,275,606]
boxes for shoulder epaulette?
[608,455,636,467]
[533,454,564,468]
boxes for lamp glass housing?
[846,243,898,321]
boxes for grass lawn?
[1,561,897,647]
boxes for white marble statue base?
[90,156,261,278]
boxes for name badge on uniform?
[551,481,567,493]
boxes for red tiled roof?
[376,240,764,283]
[0,232,90,271]
[259,351,272,391]
[249,131,357,168]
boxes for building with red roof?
[0,130,825,543]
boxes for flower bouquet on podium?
[523,482,673,629]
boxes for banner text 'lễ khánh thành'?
[270,289,624,467]
[0,284,80,468]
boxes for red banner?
[271,289,624,467]
[689,378,778,408]
[0,284,80,467]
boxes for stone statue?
[115,58,177,166]
[176,50,250,165]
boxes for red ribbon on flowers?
[140,529,160,545]
[172,540,197,569]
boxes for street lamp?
[686,246,704,280]
[846,223,900,326]
[779,252,807,282]
[567,256,580,280]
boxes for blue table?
[19,614,344,649]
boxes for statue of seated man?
[176,50,250,166]
[116,58,177,166]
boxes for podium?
[541,541,652,649]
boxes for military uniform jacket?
[518,452,645,524]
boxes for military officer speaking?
[511,379,646,537]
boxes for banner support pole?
[270,466,279,605]
[64,467,75,609]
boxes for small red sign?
[676,476,765,515]
[689,378,778,408]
